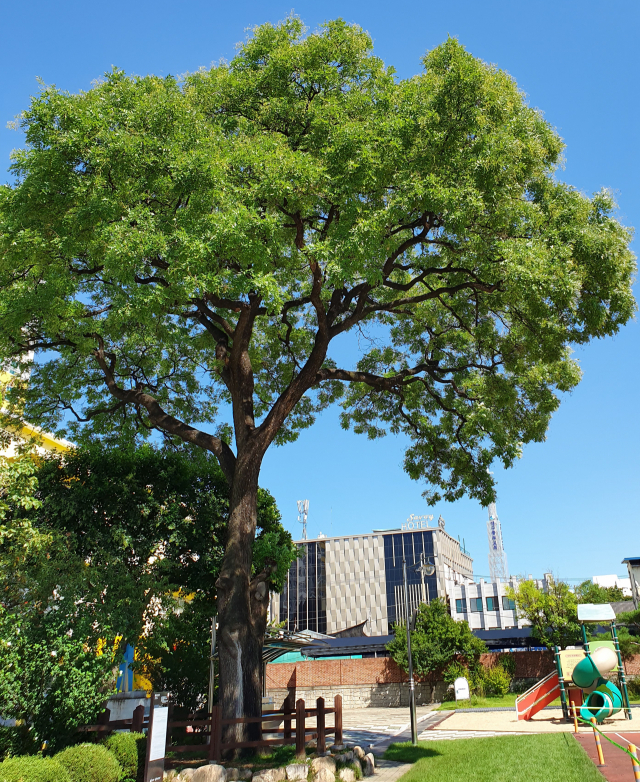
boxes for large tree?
[0,19,635,735]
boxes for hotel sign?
[402,514,434,531]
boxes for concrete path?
[370,758,414,782]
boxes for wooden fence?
[78,704,149,736]
[79,695,342,760]
[167,695,343,761]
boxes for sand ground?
[433,707,634,733]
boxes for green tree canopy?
[0,17,635,726]
[387,599,486,689]
[507,578,580,648]
[575,580,627,604]
[0,445,294,749]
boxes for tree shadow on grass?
[383,742,442,763]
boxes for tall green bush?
[0,755,70,782]
[54,744,120,782]
[103,733,143,782]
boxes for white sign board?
[148,706,168,761]
[454,676,470,701]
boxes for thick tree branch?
[91,338,237,482]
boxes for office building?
[272,517,473,636]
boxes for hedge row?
[0,732,147,782]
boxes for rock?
[338,770,356,782]
[311,757,336,775]
[352,747,365,762]
[363,754,375,777]
[226,771,252,782]
[164,772,178,782]
[178,770,196,782]
[311,771,335,782]
[253,770,286,782]
[192,765,227,782]
[334,753,354,765]
[285,765,308,781]
[330,745,345,752]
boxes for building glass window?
[279,541,327,633]
[455,598,466,614]
[383,530,438,627]
[470,597,483,612]
[502,596,516,611]
[486,596,498,612]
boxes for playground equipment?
[515,603,632,723]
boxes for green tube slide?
[579,679,624,724]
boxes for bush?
[0,727,38,761]
[482,665,512,697]
[498,653,516,677]
[627,677,640,698]
[102,733,142,782]
[0,755,71,782]
[443,660,469,685]
[54,744,121,782]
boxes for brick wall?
[265,652,640,707]
[265,657,408,690]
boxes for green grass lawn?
[437,693,561,710]
[384,734,603,782]
[438,689,640,710]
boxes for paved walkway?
[340,705,439,753]
[430,707,634,734]
[370,758,414,782]
[575,731,640,782]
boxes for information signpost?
[144,693,169,782]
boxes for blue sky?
[1,0,638,582]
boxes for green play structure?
[569,603,632,724]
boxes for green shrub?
[54,744,120,782]
[0,755,71,782]
[482,665,512,697]
[627,677,640,698]
[102,734,141,782]
[443,660,469,685]
[498,653,516,677]
[0,727,38,761]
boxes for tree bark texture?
[215,449,271,750]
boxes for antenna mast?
[297,500,309,540]
[486,502,508,581]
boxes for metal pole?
[419,554,427,605]
[402,556,418,745]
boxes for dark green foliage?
[54,744,121,782]
[575,580,627,604]
[0,755,71,782]
[0,727,38,762]
[0,446,293,747]
[387,599,486,687]
[102,733,140,782]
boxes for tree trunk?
[215,448,269,752]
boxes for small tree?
[507,578,580,648]
[575,580,626,604]
[387,599,485,698]
[0,18,635,730]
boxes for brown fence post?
[316,697,325,755]
[131,704,144,733]
[209,706,222,762]
[284,696,293,741]
[334,695,342,746]
[98,708,110,737]
[295,699,306,760]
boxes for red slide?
[515,671,560,720]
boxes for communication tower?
[486,502,509,581]
[297,500,309,540]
